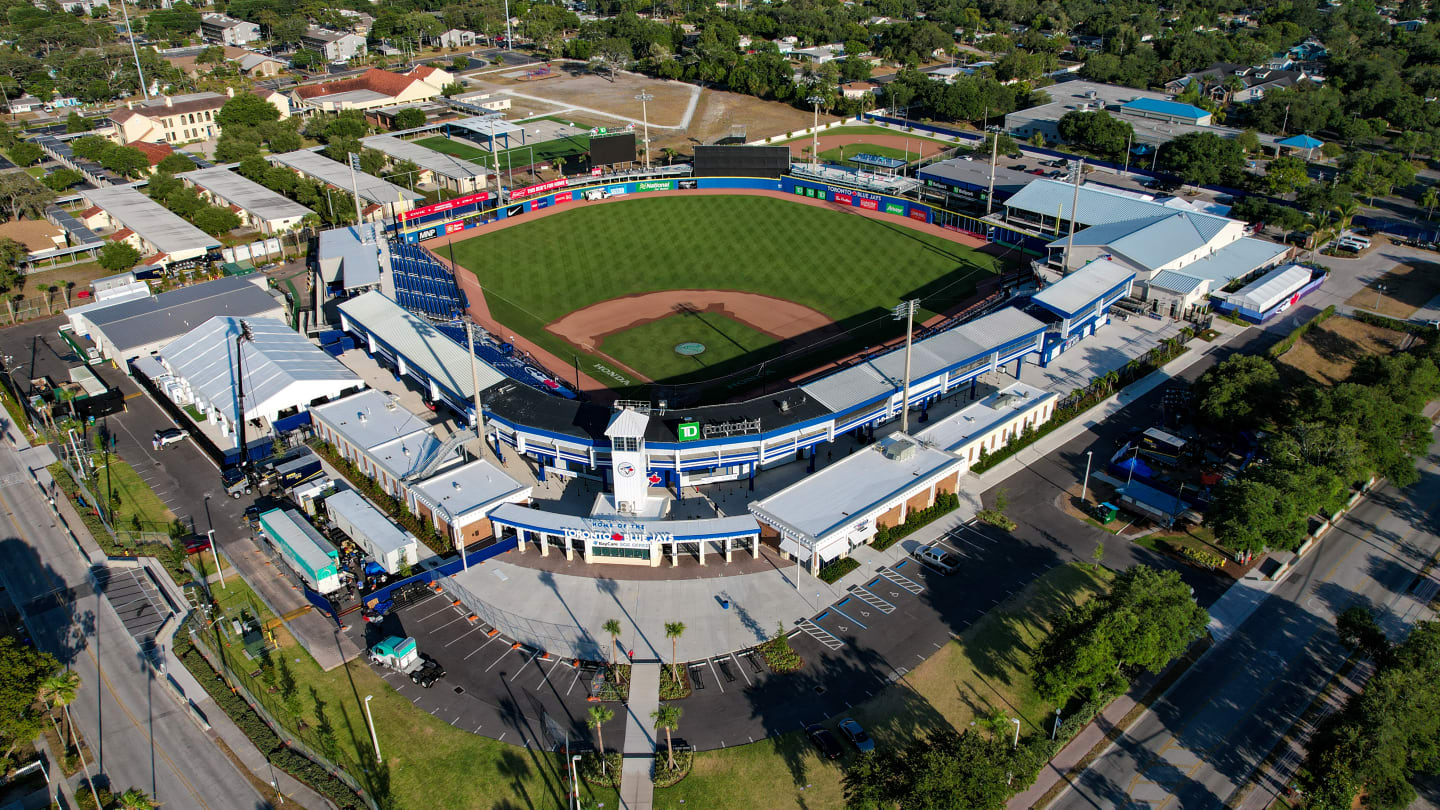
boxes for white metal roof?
[915,382,1055,452]
[310,389,446,481]
[750,435,962,543]
[257,508,336,576]
[158,316,359,422]
[1228,263,1312,312]
[268,150,423,206]
[1004,179,1164,228]
[84,186,218,256]
[605,408,650,439]
[800,307,1046,412]
[1032,259,1136,317]
[324,489,414,555]
[183,167,313,224]
[317,224,387,289]
[338,291,507,401]
[411,459,529,523]
[361,135,489,182]
[487,502,760,540]
[451,117,523,139]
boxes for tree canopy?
[843,730,1018,810]
[0,635,59,762]
[98,241,141,272]
[1156,132,1245,186]
[1056,110,1134,157]
[216,92,281,129]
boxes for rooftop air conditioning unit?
[879,436,917,461]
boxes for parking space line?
[706,658,724,693]
[417,601,453,621]
[443,625,485,648]
[726,652,752,685]
[565,667,583,696]
[399,593,439,613]
[483,647,512,672]
[465,634,503,660]
[829,601,868,630]
[534,656,564,689]
[509,651,540,681]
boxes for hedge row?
[173,628,366,810]
[1352,309,1437,335]
[871,491,962,551]
[1267,304,1337,358]
[816,557,860,584]
[309,439,450,555]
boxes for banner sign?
[445,221,465,234]
[563,517,673,548]
[677,421,700,441]
[554,191,573,203]
[859,198,879,210]
[703,417,762,438]
[678,179,697,190]
[400,190,492,222]
[908,209,928,222]
[591,167,602,176]
[637,180,674,192]
[885,203,905,215]
[512,178,568,199]
[834,192,853,205]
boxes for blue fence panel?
[362,536,520,609]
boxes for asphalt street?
[0,440,266,810]
[1050,430,1440,810]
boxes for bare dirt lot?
[1278,315,1409,385]
[1344,260,1440,319]
[473,63,833,154]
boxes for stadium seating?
[387,240,467,321]
[433,321,577,400]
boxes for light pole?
[892,300,919,433]
[807,95,825,169]
[209,529,225,589]
[363,695,381,761]
[985,125,999,216]
[1011,717,1021,749]
[1374,283,1386,311]
[569,754,582,809]
[1080,450,1093,505]
[635,92,654,169]
[1052,708,1061,740]
[1062,159,1084,273]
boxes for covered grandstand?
[388,240,466,320]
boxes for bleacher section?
[387,240,466,321]
[433,321,577,400]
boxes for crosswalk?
[878,565,925,595]
[847,583,896,614]
[796,618,844,651]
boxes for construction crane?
[223,320,256,498]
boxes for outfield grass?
[656,563,1113,806]
[600,311,783,382]
[201,577,619,810]
[818,142,918,167]
[453,195,1005,394]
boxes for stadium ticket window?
[592,545,650,561]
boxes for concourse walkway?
[620,661,660,810]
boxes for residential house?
[200,14,260,46]
[335,10,375,35]
[302,27,368,63]
[59,0,108,13]
[840,81,880,100]
[6,95,42,114]
[1165,62,1309,104]
[290,67,445,112]
[108,89,288,144]
[165,46,286,79]
[432,29,476,48]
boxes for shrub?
[1267,304,1336,358]
[871,491,961,550]
[817,557,859,583]
[1180,545,1225,569]
[578,751,622,787]
[759,623,803,673]
[652,748,693,788]
[1352,309,1436,335]
[976,508,1017,531]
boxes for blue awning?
[1278,134,1323,150]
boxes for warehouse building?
[310,389,467,499]
[182,167,314,235]
[84,276,285,363]
[157,316,362,440]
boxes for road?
[0,440,267,810]
[1050,430,1440,810]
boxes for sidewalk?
[619,661,660,810]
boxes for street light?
[635,92,654,169]
[1374,283,1387,311]
[363,695,381,761]
[1052,708,1062,740]
[1011,717,1021,749]
[1080,450,1093,505]
[893,300,919,434]
[806,95,825,169]
[569,754,582,810]
[209,529,225,589]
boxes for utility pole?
[807,95,824,169]
[893,300,919,434]
[1062,159,1084,273]
[1122,130,1132,176]
[635,92,654,169]
[504,0,512,50]
[117,0,149,100]
[462,317,485,569]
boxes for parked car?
[182,534,211,554]
[912,543,959,574]
[154,428,188,448]
[1027,168,1046,175]
[838,718,875,753]
[806,724,843,760]
[1008,164,1027,171]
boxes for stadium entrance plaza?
[420,309,1209,663]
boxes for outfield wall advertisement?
[780,177,934,224]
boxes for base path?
[546,289,839,349]
[620,661,660,810]
[784,132,953,159]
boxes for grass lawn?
[600,311,783,383]
[453,195,1005,394]
[817,142,918,167]
[1343,260,1440,319]
[199,580,619,810]
[659,564,1114,807]
[94,455,175,533]
[415,134,591,169]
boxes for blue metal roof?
[1047,210,1236,271]
[1120,98,1210,121]
[1148,270,1208,295]
[1005,180,1169,228]
[1277,134,1323,149]
[1170,237,1290,285]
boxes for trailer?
[265,449,324,491]
[368,635,446,687]
[256,508,343,594]
[324,489,418,575]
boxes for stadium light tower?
[806,95,825,169]
[893,299,919,434]
[1061,159,1085,273]
[635,92,654,169]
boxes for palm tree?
[38,669,79,750]
[603,618,622,666]
[664,621,685,682]
[1333,200,1360,234]
[651,704,682,771]
[1421,185,1438,221]
[588,704,614,773]
[1303,210,1335,255]
[1221,74,1246,107]
[115,788,160,810]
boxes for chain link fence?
[436,572,604,660]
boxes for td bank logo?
[678,422,700,442]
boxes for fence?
[186,623,380,810]
[436,567,605,660]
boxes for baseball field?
[447,194,1006,399]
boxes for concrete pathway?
[620,661,660,810]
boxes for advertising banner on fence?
[555,191,573,203]
[512,177,568,199]
[400,190,492,222]
[637,180,674,192]
[909,208,928,222]
[859,198,879,210]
